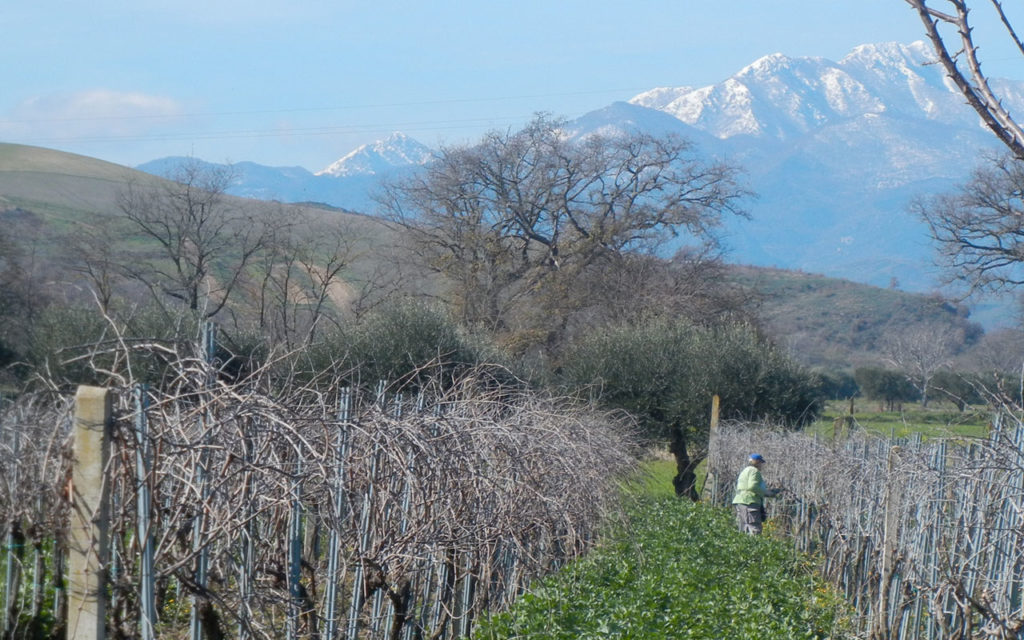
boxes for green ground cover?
[473,461,852,640]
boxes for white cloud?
[2,89,186,142]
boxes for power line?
[5,114,535,145]
[0,88,647,125]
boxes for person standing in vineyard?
[732,453,780,535]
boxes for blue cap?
[750,453,764,462]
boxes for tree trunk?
[669,426,701,501]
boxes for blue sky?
[5,1,1023,171]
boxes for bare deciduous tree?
[959,326,1024,373]
[117,160,278,318]
[905,0,1024,158]
[252,212,357,348]
[63,212,133,313]
[883,321,962,406]
[377,114,748,343]
[911,154,1024,293]
[906,2,1024,295]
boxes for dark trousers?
[735,503,764,535]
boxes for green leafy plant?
[474,462,852,640]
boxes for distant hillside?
[0,143,990,371]
[0,142,399,314]
[728,265,983,369]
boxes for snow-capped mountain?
[630,42,977,140]
[137,133,434,212]
[316,132,434,177]
[596,42,1018,310]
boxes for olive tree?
[560,319,821,499]
[854,367,920,411]
[377,114,747,347]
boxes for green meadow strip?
[474,463,852,640]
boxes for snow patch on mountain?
[629,86,694,111]
[316,132,433,177]
[626,41,1008,141]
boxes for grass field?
[807,399,991,440]
[472,460,853,640]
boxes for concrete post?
[68,386,111,640]
[704,395,721,502]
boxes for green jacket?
[732,465,768,506]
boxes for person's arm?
[753,469,781,497]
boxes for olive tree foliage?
[930,369,986,410]
[854,367,920,411]
[376,115,748,347]
[290,298,506,391]
[117,160,280,318]
[560,319,822,499]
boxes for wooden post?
[704,395,721,502]
[710,394,720,431]
[68,386,111,640]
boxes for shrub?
[300,299,511,390]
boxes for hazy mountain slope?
[0,142,163,226]
[1,142,392,254]
[727,264,981,369]
[137,132,435,213]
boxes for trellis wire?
[708,414,1024,639]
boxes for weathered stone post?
[68,386,111,640]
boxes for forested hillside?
[728,265,988,369]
